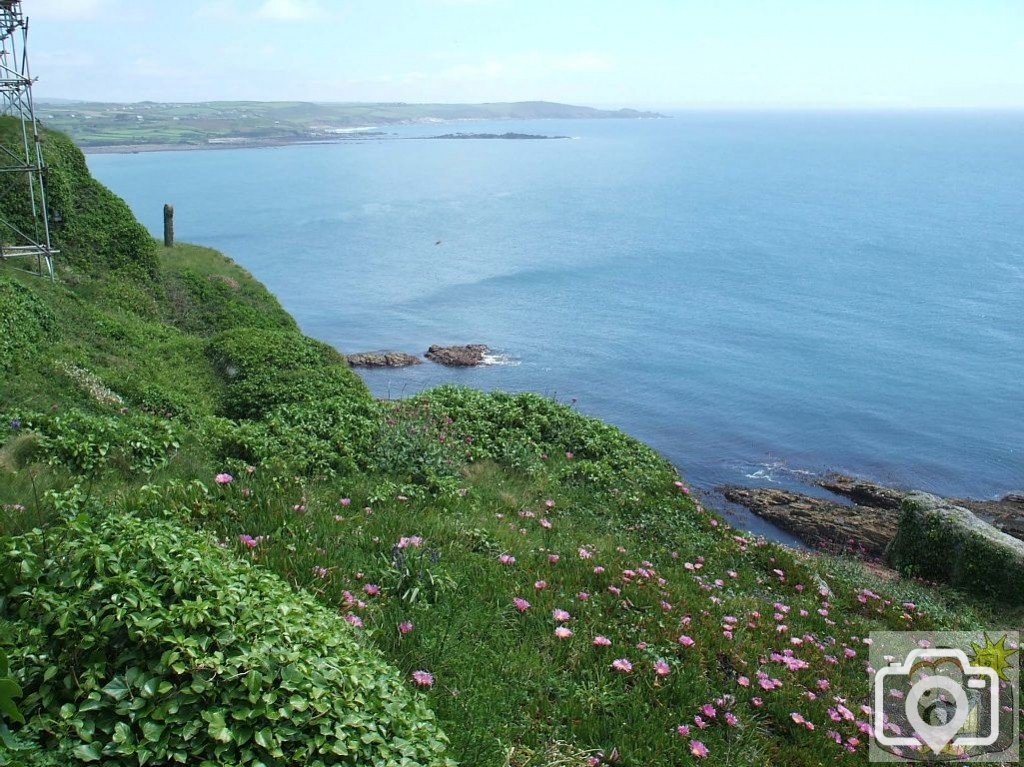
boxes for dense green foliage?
[0,510,452,766]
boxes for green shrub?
[0,279,54,373]
[0,513,454,766]
[7,409,180,476]
[419,387,676,493]
[886,493,1024,604]
[166,268,296,336]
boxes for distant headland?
[36,99,664,152]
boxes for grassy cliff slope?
[0,124,1019,766]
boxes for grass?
[1,122,1021,766]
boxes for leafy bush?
[6,409,181,476]
[0,512,454,766]
[166,267,296,336]
[208,328,369,420]
[419,387,676,493]
[0,278,54,373]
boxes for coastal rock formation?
[720,486,896,556]
[723,474,1024,558]
[887,493,1024,603]
[346,351,422,368]
[425,344,489,367]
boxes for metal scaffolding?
[0,0,57,278]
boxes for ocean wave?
[743,461,816,483]
[481,352,521,366]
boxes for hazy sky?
[29,0,1024,108]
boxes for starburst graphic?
[969,633,1018,681]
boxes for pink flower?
[398,621,414,635]
[396,535,424,549]
[363,583,380,596]
[513,597,531,613]
[654,659,671,677]
[215,473,234,485]
[700,704,717,718]
[676,724,691,737]
[678,635,695,647]
[344,614,364,628]
[534,580,548,590]
[545,499,555,508]
[411,670,434,688]
[578,547,593,559]
[593,635,612,647]
[690,740,709,758]
[566,451,574,460]
[539,518,553,529]
[548,554,560,564]
[737,675,750,687]
[724,712,739,727]
[554,626,573,639]
[751,697,763,707]
[499,553,516,565]
[577,591,590,601]
[238,534,260,549]
[611,658,633,673]
[339,497,351,506]
[552,608,571,622]
[593,565,605,574]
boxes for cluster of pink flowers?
[215,473,233,485]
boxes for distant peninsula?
[36,99,664,151]
[422,132,570,140]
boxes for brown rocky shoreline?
[346,344,492,368]
[721,473,1024,556]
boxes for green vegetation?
[37,100,663,149]
[1,123,1019,766]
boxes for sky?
[26,0,1024,108]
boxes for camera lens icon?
[873,648,1000,755]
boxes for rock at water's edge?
[346,351,422,368]
[425,344,489,367]
[720,486,897,556]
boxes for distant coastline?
[43,98,664,152]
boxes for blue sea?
[88,112,1024,531]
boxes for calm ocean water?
[88,112,1023,524]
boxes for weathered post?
[163,203,174,247]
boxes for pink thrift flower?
[700,704,717,718]
[678,635,695,647]
[566,451,574,459]
[534,580,548,590]
[737,675,750,687]
[513,597,531,613]
[215,473,233,485]
[690,740,709,758]
[654,659,671,677]
[238,534,259,549]
[548,554,560,564]
[593,565,605,574]
[398,621,414,635]
[676,724,691,737]
[554,626,573,639]
[411,670,434,688]
[339,497,351,506]
[540,518,553,529]
[552,608,571,622]
[344,614,364,628]
[611,658,633,673]
[577,591,590,601]
[593,635,612,647]
[578,547,593,559]
[499,553,516,565]
[545,499,555,508]
[751,697,763,707]
[363,583,380,596]
[724,712,739,727]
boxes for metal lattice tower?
[0,0,56,278]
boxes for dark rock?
[817,473,904,510]
[424,344,489,367]
[346,351,422,368]
[720,486,897,557]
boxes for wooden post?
[163,204,174,247]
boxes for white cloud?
[28,0,108,21]
[255,0,325,21]
[194,0,327,22]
